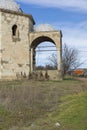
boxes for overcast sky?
[16,0,87,67]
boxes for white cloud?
[53,21,87,67]
[52,21,87,48]
[17,0,87,12]
[61,22,87,48]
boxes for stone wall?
[0,12,2,79]
[0,10,34,80]
[29,31,62,73]
[0,9,62,80]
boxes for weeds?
[0,79,87,129]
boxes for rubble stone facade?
[0,9,35,80]
[0,9,62,80]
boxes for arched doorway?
[36,41,57,69]
[30,36,56,70]
[29,31,62,79]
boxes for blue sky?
[16,0,87,67]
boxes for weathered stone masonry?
[0,8,62,80]
[0,9,35,79]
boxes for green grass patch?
[48,92,87,130]
[0,79,87,129]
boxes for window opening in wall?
[12,24,17,36]
[12,24,20,42]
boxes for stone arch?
[30,36,55,48]
[30,36,56,70]
[29,31,62,79]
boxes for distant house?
[72,69,87,77]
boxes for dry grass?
[0,78,87,129]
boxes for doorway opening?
[35,42,57,71]
[29,31,62,80]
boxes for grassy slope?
[48,92,87,130]
[0,79,87,130]
[29,93,87,130]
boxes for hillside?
[0,78,87,130]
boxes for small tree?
[62,43,79,75]
[48,43,81,76]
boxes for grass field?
[0,78,87,130]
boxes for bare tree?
[62,43,79,75]
[48,43,81,76]
[48,53,57,69]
